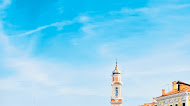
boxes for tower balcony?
[111,96,123,99]
[111,81,123,86]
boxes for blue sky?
[1,0,190,106]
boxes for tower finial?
[116,59,117,66]
[115,59,118,70]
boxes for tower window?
[115,87,118,96]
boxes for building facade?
[111,62,123,106]
[155,81,190,106]
[141,81,190,106]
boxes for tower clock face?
[115,87,119,96]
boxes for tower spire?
[115,59,118,70]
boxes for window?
[115,77,118,81]
[115,87,118,96]
[183,103,185,106]
[170,105,172,106]
[175,104,178,106]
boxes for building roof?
[177,81,190,86]
[112,62,121,74]
[180,86,190,92]
[156,81,190,98]
[139,102,155,106]
[162,89,179,96]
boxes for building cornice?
[155,92,190,101]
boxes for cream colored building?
[154,81,190,106]
[141,81,190,106]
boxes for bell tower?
[111,62,123,106]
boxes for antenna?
[116,59,118,65]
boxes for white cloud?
[0,21,17,53]
[16,20,74,37]
[17,24,55,37]
[164,4,190,9]
[78,16,90,23]
[81,24,97,39]
[0,0,11,9]
[109,4,190,16]
[12,15,91,37]
[4,57,57,86]
[55,20,74,30]
[0,18,57,89]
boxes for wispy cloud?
[109,4,190,16]
[0,0,11,9]
[4,57,57,86]
[0,12,57,90]
[13,15,92,37]
[15,20,74,37]
[78,16,90,23]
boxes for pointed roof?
[113,61,121,74]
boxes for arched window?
[115,87,118,96]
